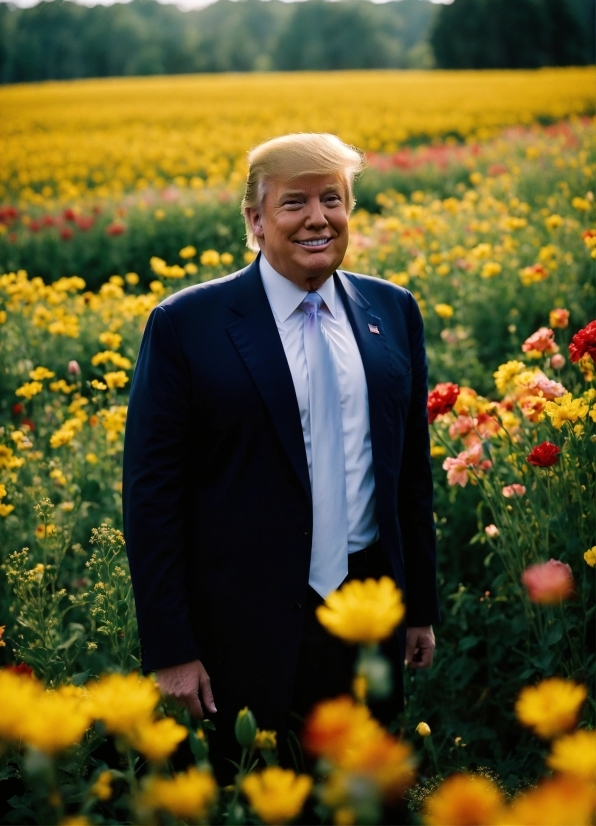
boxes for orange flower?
[502,775,595,825]
[521,559,574,605]
[424,774,504,825]
[549,308,569,329]
[302,696,381,762]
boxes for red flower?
[4,663,35,677]
[428,382,460,423]
[12,403,24,415]
[63,208,76,222]
[29,219,41,233]
[20,417,36,431]
[76,216,94,231]
[42,215,55,227]
[521,559,574,605]
[106,222,126,236]
[568,320,596,363]
[60,227,74,241]
[527,441,560,468]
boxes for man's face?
[246,172,350,292]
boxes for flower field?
[0,70,595,824]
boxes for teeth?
[299,239,330,246]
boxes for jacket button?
[293,602,302,611]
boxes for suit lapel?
[227,259,311,503]
[335,271,397,514]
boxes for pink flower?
[550,354,566,370]
[485,524,500,538]
[521,559,574,605]
[68,360,81,376]
[522,327,558,356]
[516,370,566,401]
[442,442,483,487]
[502,484,526,498]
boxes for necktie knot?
[300,292,323,317]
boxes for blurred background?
[0,0,593,83]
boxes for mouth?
[295,237,333,248]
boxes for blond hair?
[241,133,366,251]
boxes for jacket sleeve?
[397,292,440,627]
[122,304,202,672]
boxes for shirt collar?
[259,254,337,322]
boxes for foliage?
[0,0,438,83]
[431,0,593,69]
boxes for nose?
[304,196,328,229]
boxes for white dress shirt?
[260,254,379,553]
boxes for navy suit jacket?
[122,256,439,726]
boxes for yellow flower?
[15,381,43,400]
[434,303,454,319]
[91,380,107,391]
[494,361,526,395]
[60,818,91,826]
[49,379,77,394]
[125,272,139,285]
[0,445,24,470]
[87,672,160,735]
[98,405,128,441]
[221,252,234,266]
[98,331,122,350]
[502,775,595,826]
[316,576,405,644]
[515,678,587,739]
[90,771,113,801]
[0,311,6,324]
[571,197,590,211]
[544,393,589,429]
[430,444,446,458]
[20,685,91,755]
[86,452,99,464]
[91,350,131,369]
[303,695,382,762]
[103,370,129,390]
[340,731,415,800]
[547,730,596,779]
[200,249,221,266]
[253,728,277,750]
[137,767,217,820]
[481,262,502,278]
[0,484,6,498]
[0,504,15,517]
[545,213,564,229]
[416,722,431,737]
[128,716,188,762]
[185,262,198,274]
[423,773,504,826]
[352,674,367,701]
[179,245,197,259]
[29,366,55,380]
[584,547,596,567]
[242,767,312,825]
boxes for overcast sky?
[5,0,453,11]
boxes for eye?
[325,193,342,205]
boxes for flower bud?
[356,648,392,700]
[234,706,257,749]
[416,722,431,737]
[550,354,565,370]
[68,360,81,376]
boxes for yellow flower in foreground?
[103,370,129,390]
[515,678,587,739]
[29,366,55,380]
[179,245,197,259]
[15,381,43,400]
[544,393,589,429]
[584,547,596,567]
[137,767,217,821]
[316,576,404,644]
[546,730,596,779]
[303,695,381,762]
[90,771,113,801]
[128,716,188,762]
[254,728,277,750]
[200,249,220,266]
[416,722,431,737]
[87,672,160,735]
[502,775,595,826]
[19,684,91,754]
[340,730,415,800]
[434,303,454,319]
[0,504,14,517]
[242,767,312,825]
[494,360,526,396]
[424,773,504,826]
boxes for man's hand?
[155,659,217,719]
[405,626,435,669]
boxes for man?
[123,133,439,776]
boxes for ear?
[245,207,265,239]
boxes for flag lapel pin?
[368,323,380,335]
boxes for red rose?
[428,382,460,423]
[568,320,596,363]
[527,441,560,468]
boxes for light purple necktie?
[300,292,348,597]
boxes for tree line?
[0,0,592,84]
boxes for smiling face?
[245,172,350,292]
